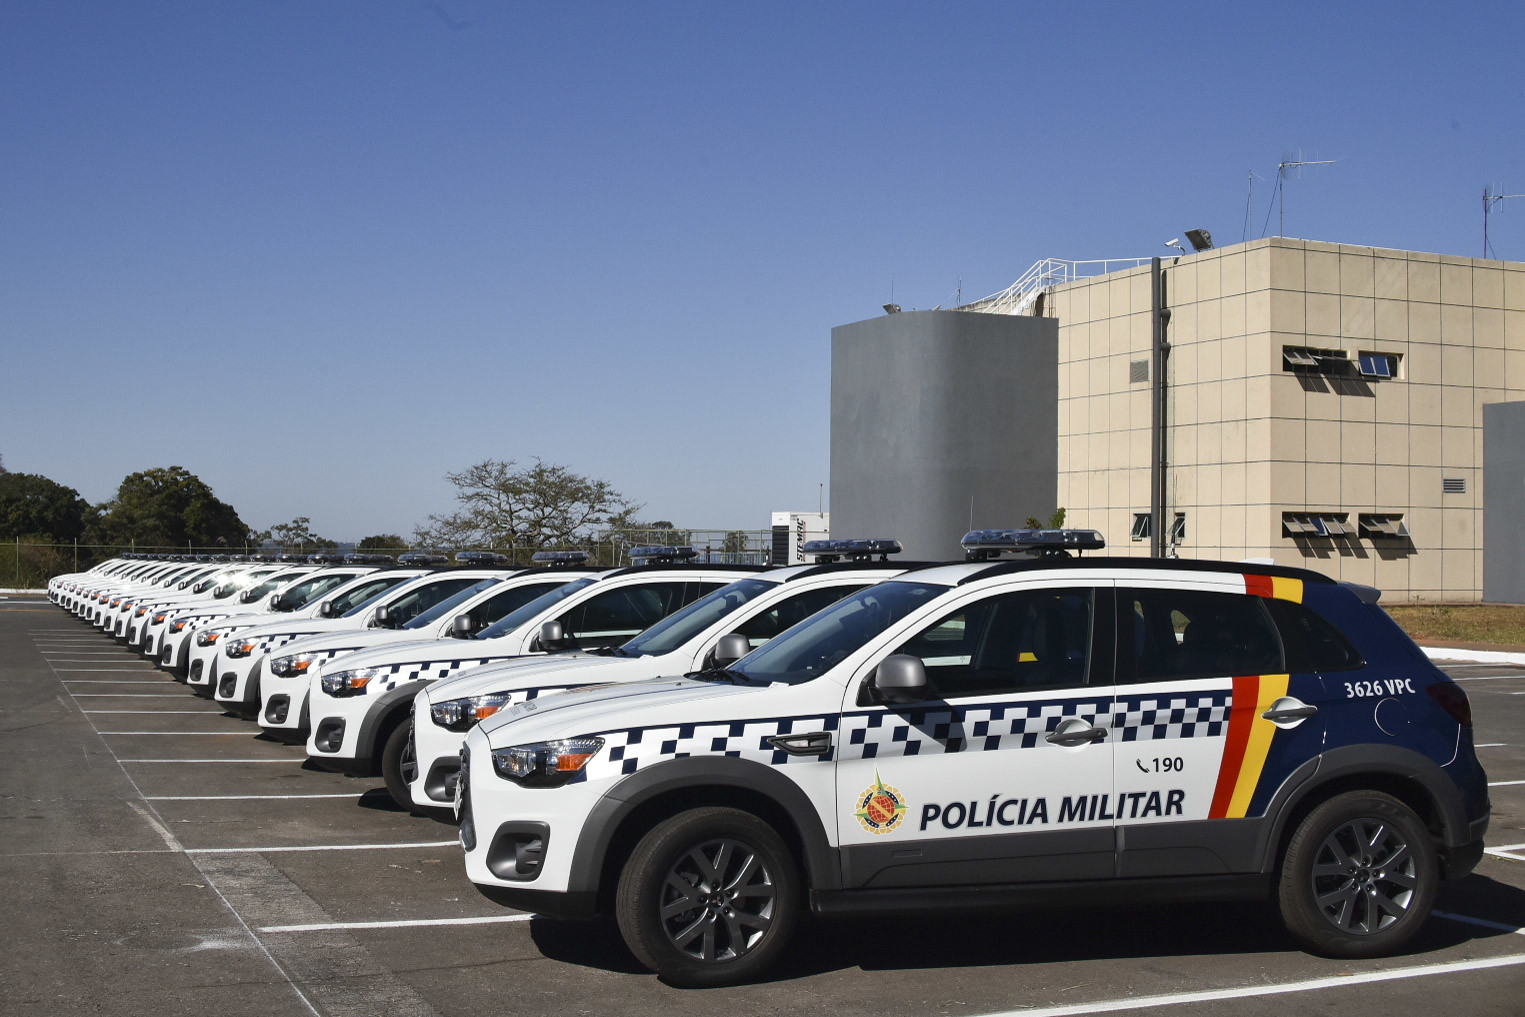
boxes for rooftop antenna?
[1483,185,1525,258]
[1242,170,1264,243]
[1277,151,1340,238]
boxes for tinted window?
[621,578,778,658]
[477,578,596,640]
[462,582,567,633]
[560,581,716,650]
[404,578,501,628]
[275,573,355,611]
[1124,588,1283,682]
[733,584,868,648]
[385,577,482,626]
[1265,598,1364,673]
[333,577,410,616]
[893,588,1093,698]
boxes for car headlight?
[171,618,192,632]
[196,628,225,647]
[431,693,512,731]
[135,606,150,617]
[153,611,169,624]
[270,652,318,678]
[491,737,603,787]
[225,637,259,658]
[321,668,379,696]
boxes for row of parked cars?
[48,533,1490,986]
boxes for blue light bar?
[961,528,1105,560]
[344,553,396,564]
[628,545,700,562]
[802,538,903,563]
[398,553,450,565]
[306,553,346,564]
[455,551,511,565]
[531,550,592,565]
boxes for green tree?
[0,472,90,541]
[414,458,639,553]
[253,517,336,551]
[1024,508,1067,529]
[88,466,249,549]
[357,533,409,552]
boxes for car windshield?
[403,578,501,629]
[619,578,778,658]
[476,577,597,639]
[727,581,946,686]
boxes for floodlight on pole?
[1184,228,1214,252]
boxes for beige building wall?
[1047,237,1525,602]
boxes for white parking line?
[972,953,1525,1017]
[97,731,249,736]
[260,914,533,933]
[145,793,366,801]
[1476,743,1508,748]
[71,693,192,697]
[119,758,303,763]
[61,680,176,685]
[185,841,459,854]
[56,669,165,674]
[1454,675,1525,682]
[83,710,225,715]
[1490,780,1525,787]
[1484,842,1525,861]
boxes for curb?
[0,589,47,596]
[1422,646,1525,666]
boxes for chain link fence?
[1,530,776,589]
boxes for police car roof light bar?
[531,550,593,566]
[802,538,903,563]
[961,528,1106,560]
[628,545,701,563]
[456,551,511,566]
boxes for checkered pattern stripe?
[260,631,321,653]
[573,687,1236,780]
[583,714,843,781]
[373,654,520,692]
[1113,689,1232,743]
[839,697,1114,760]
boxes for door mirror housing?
[372,605,392,628]
[712,633,751,668]
[872,654,928,704]
[318,600,335,618]
[452,614,474,638]
[538,620,564,651]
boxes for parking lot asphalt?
[3,597,1524,1016]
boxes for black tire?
[381,719,419,814]
[1277,790,1437,958]
[615,807,800,988]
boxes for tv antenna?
[1483,185,1525,258]
[1276,152,1339,237]
[1243,169,1265,243]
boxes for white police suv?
[256,560,601,739]
[456,529,1490,987]
[305,548,759,789]
[407,540,914,813]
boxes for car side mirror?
[712,633,751,668]
[452,614,474,637]
[318,601,335,618]
[872,654,928,704]
[268,592,281,610]
[538,620,564,650]
[372,605,392,628]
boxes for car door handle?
[1045,718,1107,746]
[768,732,833,756]
[1262,697,1318,728]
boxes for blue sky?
[3,1,1521,539]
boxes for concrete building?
[829,237,1525,601]
[829,310,1058,561]
[1045,237,1525,601]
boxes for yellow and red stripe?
[1243,573,1303,603]
[1208,673,1291,819]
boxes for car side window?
[733,585,867,647]
[1122,587,1284,683]
[466,582,565,631]
[389,577,477,625]
[891,588,1094,698]
[560,581,698,649]
[1264,598,1364,673]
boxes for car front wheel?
[616,807,800,987]
[1278,790,1437,958]
[381,719,419,813]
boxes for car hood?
[477,678,770,747]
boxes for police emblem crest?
[855,771,908,834]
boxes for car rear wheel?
[616,807,799,987]
[1278,790,1437,958]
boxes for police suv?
[305,547,759,791]
[256,559,603,739]
[456,529,1490,987]
[407,540,915,813]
